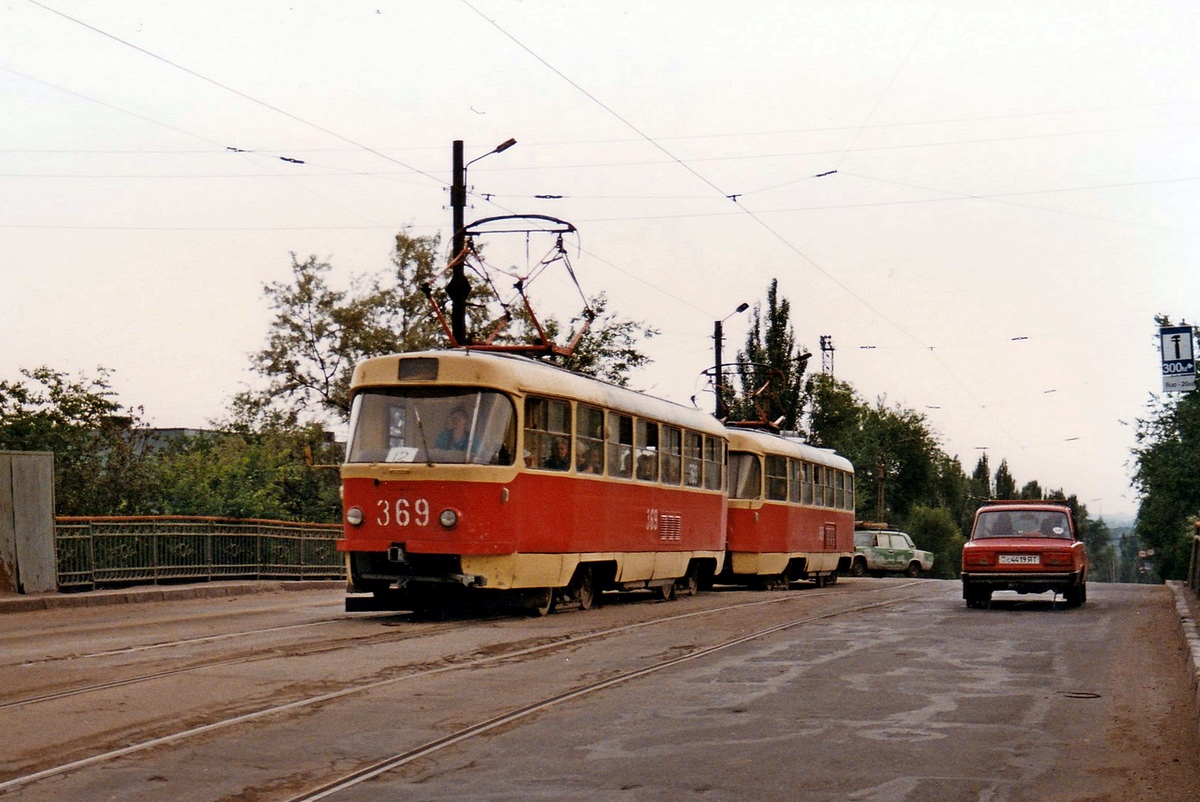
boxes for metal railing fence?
[55,516,343,590]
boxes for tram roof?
[724,426,854,473]
[351,349,728,437]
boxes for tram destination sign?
[1160,324,1196,393]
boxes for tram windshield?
[345,388,517,465]
[728,452,762,500]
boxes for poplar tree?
[732,279,807,429]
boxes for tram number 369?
[377,498,430,527]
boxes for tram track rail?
[285,590,926,802]
[0,615,486,711]
[0,582,929,796]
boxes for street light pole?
[713,302,750,418]
[448,138,517,345]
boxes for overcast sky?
[4,0,1198,522]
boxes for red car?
[961,501,1088,608]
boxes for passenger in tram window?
[636,452,657,481]
[544,437,571,470]
[577,446,602,474]
[435,407,470,451]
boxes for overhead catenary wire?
[24,0,445,189]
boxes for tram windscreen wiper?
[413,409,435,467]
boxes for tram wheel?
[525,587,556,617]
[679,566,700,597]
[572,566,596,611]
[656,581,676,601]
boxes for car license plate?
[999,554,1039,565]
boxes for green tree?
[805,372,864,455]
[1132,384,1200,580]
[904,505,965,579]
[931,452,973,534]
[732,280,808,428]
[1019,480,1044,500]
[859,400,941,521]
[252,233,657,420]
[804,373,947,522]
[994,459,1017,499]
[970,454,992,503]
[253,233,445,421]
[0,367,157,515]
[152,398,341,522]
[1129,317,1200,580]
[536,293,658,386]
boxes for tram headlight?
[439,508,459,529]
[346,506,364,526]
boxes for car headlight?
[346,506,364,526]
[439,508,459,528]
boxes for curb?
[1167,580,1200,739]
[0,580,344,614]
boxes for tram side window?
[575,405,605,475]
[661,426,682,485]
[788,459,801,503]
[813,465,825,506]
[525,397,571,471]
[683,431,703,487]
[607,412,633,478]
[835,471,846,509]
[703,436,724,491]
[846,473,855,511]
[824,468,836,508]
[728,452,762,500]
[635,420,659,482]
[801,462,814,505]
[765,455,788,501]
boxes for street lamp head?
[720,302,750,324]
[494,137,517,154]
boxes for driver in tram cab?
[435,407,470,451]
[544,437,571,470]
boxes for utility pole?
[449,140,469,344]
[876,456,886,522]
[713,319,725,418]
[713,302,749,418]
[447,138,517,346]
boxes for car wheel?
[904,562,921,578]
[965,586,991,608]
[1064,583,1084,608]
[849,559,867,577]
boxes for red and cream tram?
[722,427,855,588]
[339,350,729,613]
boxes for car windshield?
[972,509,1071,540]
[345,388,516,465]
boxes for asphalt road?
[1,578,1197,802]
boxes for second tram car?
[339,350,729,613]
[722,428,856,588]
